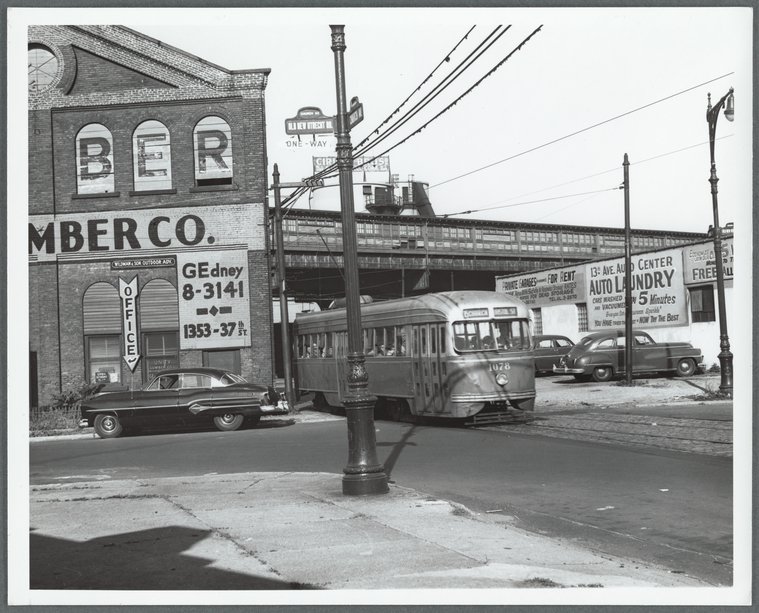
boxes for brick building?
[28,25,274,406]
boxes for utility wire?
[440,186,618,218]
[353,25,476,151]
[353,26,509,159]
[431,71,735,189]
[459,133,734,214]
[319,25,543,182]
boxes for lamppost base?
[342,471,390,496]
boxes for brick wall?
[28,25,274,405]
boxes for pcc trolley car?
[293,291,535,421]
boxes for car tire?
[94,413,123,439]
[592,367,614,382]
[213,413,244,432]
[675,358,696,377]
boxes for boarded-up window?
[76,123,115,194]
[193,116,233,185]
[140,279,178,331]
[83,282,120,334]
[133,120,172,191]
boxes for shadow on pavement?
[30,526,314,590]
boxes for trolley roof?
[294,291,530,330]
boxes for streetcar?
[293,291,535,422]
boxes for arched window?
[193,116,233,186]
[76,123,115,194]
[133,120,172,191]
[83,282,121,384]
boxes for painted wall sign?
[29,203,264,263]
[133,120,172,191]
[584,248,687,329]
[194,116,233,181]
[495,266,584,307]
[119,276,140,371]
[76,123,115,195]
[176,249,251,349]
[682,237,734,285]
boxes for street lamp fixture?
[705,87,734,397]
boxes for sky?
[10,7,753,234]
[114,7,754,235]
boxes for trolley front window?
[452,319,531,352]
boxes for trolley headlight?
[495,372,509,387]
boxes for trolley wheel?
[385,399,412,422]
[592,366,614,382]
[312,393,329,412]
[510,398,535,411]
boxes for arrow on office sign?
[119,276,141,371]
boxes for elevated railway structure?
[273,208,706,308]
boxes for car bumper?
[552,365,586,375]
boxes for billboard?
[585,248,687,329]
[682,237,734,285]
[495,266,584,307]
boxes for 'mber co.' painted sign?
[28,204,264,263]
[585,248,687,330]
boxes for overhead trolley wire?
[353,25,477,151]
[430,71,735,189]
[317,25,543,183]
[353,25,508,158]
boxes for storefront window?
[143,332,179,382]
[88,336,121,384]
[689,285,716,322]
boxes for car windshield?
[452,319,531,352]
[576,336,596,348]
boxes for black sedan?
[532,334,575,375]
[79,368,289,439]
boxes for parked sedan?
[532,334,575,374]
[79,367,289,439]
[553,330,703,382]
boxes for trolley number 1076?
[183,322,237,339]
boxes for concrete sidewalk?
[29,471,709,594]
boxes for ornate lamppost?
[705,87,734,397]
[330,25,389,495]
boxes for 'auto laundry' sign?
[585,248,687,330]
[28,204,264,263]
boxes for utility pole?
[330,25,388,496]
[623,154,633,385]
[271,164,296,408]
